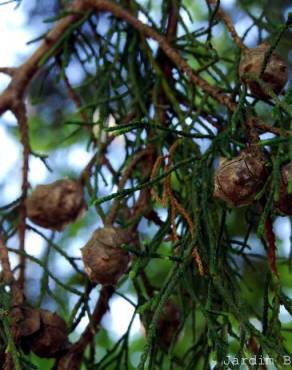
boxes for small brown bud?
[81,227,133,285]
[275,163,292,215]
[27,309,69,358]
[214,150,267,207]
[239,43,288,99]
[26,179,86,231]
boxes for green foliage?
[0,0,292,369]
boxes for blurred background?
[0,0,291,368]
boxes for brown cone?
[27,309,69,358]
[26,179,86,231]
[141,300,182,349]
[239,43,288,99]
[275,163,292,215]
[156,301,182,348]
[11,306,41,341]
[11,306,69,358]
[214,150,267,207]
[81,227,132,285]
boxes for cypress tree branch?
[84,0,237,111]
[0,0,290,369]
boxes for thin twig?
[13,103,30,290]
[0,236,14,284]
[207,0,247,51]
[0,236,24,306]
[60,69,89,125]
[106,147,154,225]
[265,216,279,278]
[0,67,16,76]
[0,2,86,114]
[55,285,114,370]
